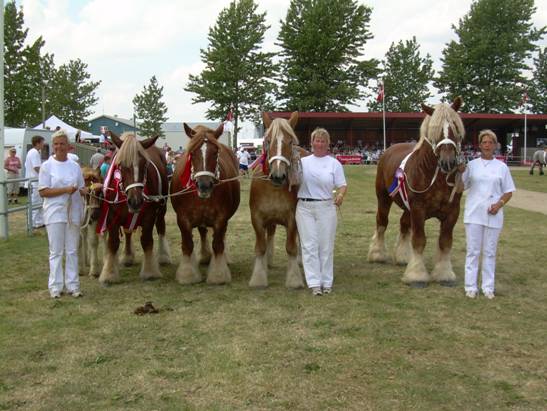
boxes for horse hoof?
[408,281,428,289]
[439,280,457,287]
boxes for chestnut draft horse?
[170,124,240,285]
[368,97,465,287]
[248,112,307,288]
[98,132,171,284]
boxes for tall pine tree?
[133,76,168,138]
[369,37,434,112]
[435,0,545,113]
[185,0,275,147]
[276,0,379,112]
[528,47,546,114]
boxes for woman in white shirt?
[39,130,88,299]
[296,128,347,296]
[461,129,515,299]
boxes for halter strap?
[268,155,291,166]
[124,182,145,192]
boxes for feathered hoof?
[368,250,388,263]
[439,280,457,287]
[408,281,428,289]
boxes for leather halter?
[191,138,221,181]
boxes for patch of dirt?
[507,189,547,215]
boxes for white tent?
[33,115,93,141]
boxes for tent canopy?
[33,115,93,141]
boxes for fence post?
[27,182,34,237]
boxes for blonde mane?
[414,103,465,151]
[114,132,151,167]
[265,118,300,145]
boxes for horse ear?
[451,96,463,112]
[108,131,123,148]
[141,135,160,149]
[262,112,272,130]
[288,111,299,128]
[214,123,224,139]
[421,103,434,116]
[183,123,196,138]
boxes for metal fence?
[0,177,41,239]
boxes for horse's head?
[262,111,299,186]
[420,96,465,173]
[110,131,159,212]
[81,166,102,209]
[184,123,223,199]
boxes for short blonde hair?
[310,128,331,145]
[478,129,497,145]
[52,129,69,143]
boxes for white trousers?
[46,222,81,294]
[30,182,44,227]
[464,223,502,294]
[295,200,337,289]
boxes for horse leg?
[266,224,276,268]
[249,218,268,288]
[139,216,161,281]
[156,205,172,266]
[198,226,212,265]
[540,163,544,176]
[393,210,412,265]
[99,226,121,285]
[79,228,88,271]
[120,231,135,266]
[285,218,304,289]
[207,223,231,285]
[431,213,458,286]
[402,208,430,287]
[368,191,392,263]
[88,221,101,278]
[176,221,201,285]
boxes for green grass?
[510,166,547,193]
[0,165,546,410]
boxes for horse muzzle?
[196,178,214,199]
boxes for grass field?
[1,166,546,410]
[510,167,547,193]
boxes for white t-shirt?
[38,158,85,225]
[68,153,80,164]
[24,148,42,187]
[238,150,250,166]
[462,158,516,228]
[297,155,347,200]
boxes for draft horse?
[98,132,171,284]
[170,123,240,285]
[529,149,547,175]
[248,112,306,288]
[368,97,466,287]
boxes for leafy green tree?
[369,37,434,112]
[528,47,546,114]
[185,0,275,147]
[276,0,379,112]
[47,59,101,129]
[435,0,545,113]
[132,75,168,138]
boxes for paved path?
[507,189,547,215]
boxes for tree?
[132,76,168,138]
[47,59,101,129]
[368,37,434,112]
[435,0,545,113]
[185,0,276,147]
[528,47,546,114]
[276,0,379,112]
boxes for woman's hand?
[488,200,504,215]
[334,193,344,206]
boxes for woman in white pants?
[460,129,515,299]
[39,130,87,299]
[296,128,347,296]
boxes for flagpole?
[524,103,527,164]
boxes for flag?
[226,109,233,122]
[376,82,384,103]
[520,90,528,107]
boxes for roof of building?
[88,114,136,127]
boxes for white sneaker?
[69,290,83,298]
[322,287,332,295]
[465,290,477,299]
[484,291,495,300]
[50,291,61,299]
[311,287,322,296]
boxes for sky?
[17,0,547,136]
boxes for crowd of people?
[3,127,516,301]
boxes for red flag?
[376,82,384,103]
[226,110,233,122]
[521,90,528,106]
